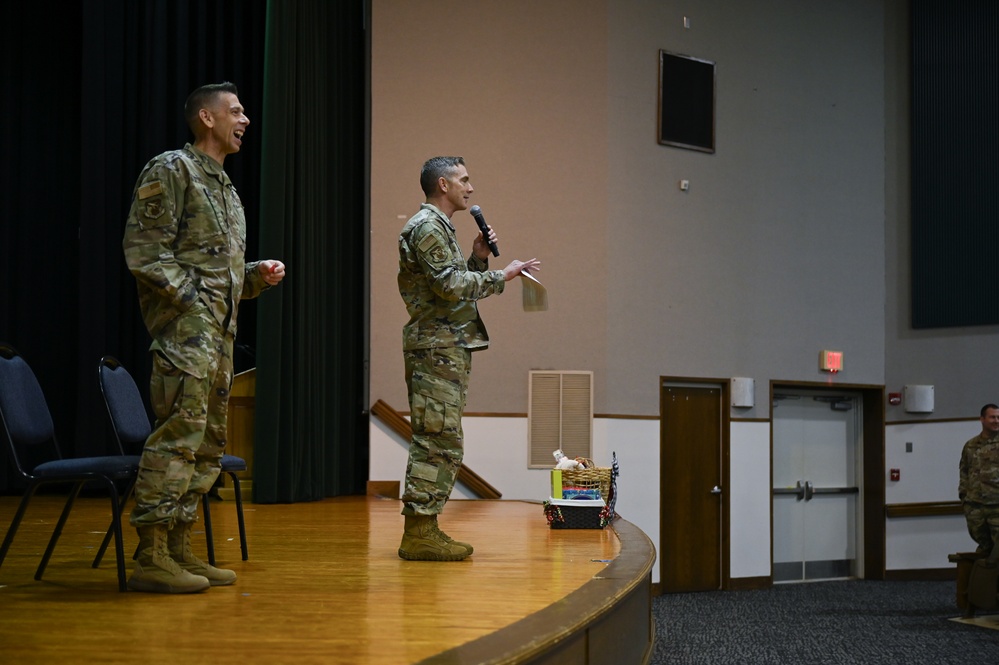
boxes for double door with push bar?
[773,393,861,583]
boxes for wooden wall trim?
[887,417,976,426]
[885,501,962,518]
[885,568,956,581]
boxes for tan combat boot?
[398,514,471,561]
[128,524,210,593]
[167,521,237,586]
[430,515,474,555]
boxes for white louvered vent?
[528,371,593,468]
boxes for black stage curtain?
[0,4,85,489]
[0,0,368,497]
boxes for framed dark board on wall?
[658,50,715,153]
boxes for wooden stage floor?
[0,494,655,664]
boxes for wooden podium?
[221,368,255,501]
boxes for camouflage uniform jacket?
[123,143,268,375]
[398,203,505,350]
[959,432,999,504]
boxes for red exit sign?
[819,350,843,373]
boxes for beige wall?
[370,0,609,414]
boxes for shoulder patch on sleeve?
[137,181,163,200]
[416,230,451,267]
[417,233,441,252]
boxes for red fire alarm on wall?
[888,392,902,406]
[890,468,900,481]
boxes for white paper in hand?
[521,271,548,312]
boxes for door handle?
[771,480,805,500]
[809,486,860,496]
[711,485,722,495]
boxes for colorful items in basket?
[561,486,602,500]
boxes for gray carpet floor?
[650,580,999,664]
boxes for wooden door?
[660,384,722,592]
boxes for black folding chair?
[0,342,139,591]
[95,356,248,565]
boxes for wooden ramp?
[0,495,655,664]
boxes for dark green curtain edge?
[253,0,369,503]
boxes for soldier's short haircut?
[420,156,465,197]
[982,404,999,417]
[184,82,240,134]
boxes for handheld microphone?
[469,205,500,257]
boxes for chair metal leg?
[84,479,128,592]
[93,522,114,567]
[106,481,128,592]
[228,472,249,561]
[93,478,135,568]
[201,492,216,566]
[0,486,39,567]
[36,482,84,581]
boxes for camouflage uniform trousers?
[130,318,234,529]
[400,347,471,517]
[963,502,999,554]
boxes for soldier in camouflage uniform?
[397,156,540,561]
[123,82,286,593]
[959,403,999,554]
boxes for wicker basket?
[543,499,608,529]
[560,464,612,502]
